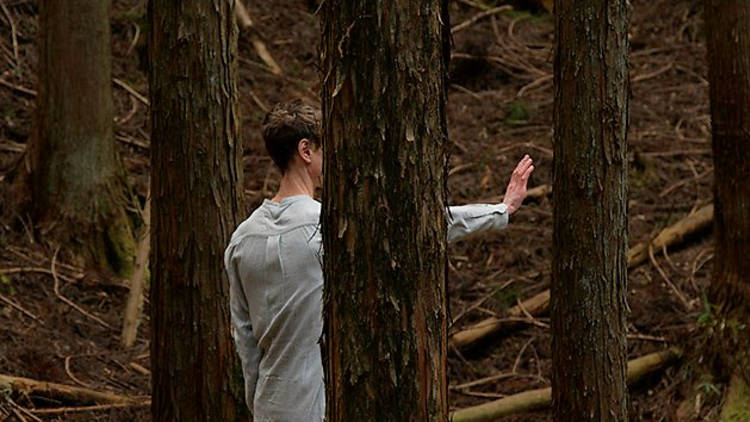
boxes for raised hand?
[502,155,534,215]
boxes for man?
[224,100,534,421]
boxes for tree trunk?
[705,0,750,384]
[27,0,134,276]
[321,1,451,420]
[551,0,629,421]
[148,1,246,421]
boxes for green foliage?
[697,295,715,326]
[504,101,530,125]
[697,381,721,396]
[494,285,522,312]
[1,274,15,295]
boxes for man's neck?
[272,167,315,202]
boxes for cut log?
[0,374,135,405]
[121,198,151,348]
[627,204,713,268]
[449,290,549,349]
[450,348,682,422]
[450,205,713,350]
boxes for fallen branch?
[121,197,151,348]
[449,291,549,349]
[450,348,682,422]
[450,204,713,349]
[112,78,149,106]
[51,247,112,329]
[0,374,136,405]
[451,6,513,34]
[627,204,713,268]
[235,1,284,75]
[526,184,551,200]
[29,401,150,415]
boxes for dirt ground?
[0,0,721,420]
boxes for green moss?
[104,212,137,279]
[720,376,750,422]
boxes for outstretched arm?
[447,155,534,243]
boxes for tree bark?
[705,0,750,382]
[26,0,134,276]
[551,0,629,421]
[321,1,451,420]
[148,1,246,421]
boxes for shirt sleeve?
[224,243,262,414]
[447,203,509,244]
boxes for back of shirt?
[225,195,324,421]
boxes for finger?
[518,155,533,172]
[521,165,535,182]
[514,159,531,179]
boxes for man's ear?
[297,138,312,164]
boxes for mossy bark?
[26,0,134,277]
[321,0,451,420]
[148,0,247,421]
[551,0,630,420]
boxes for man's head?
[262,100,322,175]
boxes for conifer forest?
[0,0,747,421]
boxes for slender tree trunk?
[705,0,750,383]
[27,0,134,276]
[321,1,450,420]
[148,1,246,420]
[551,0,629,421]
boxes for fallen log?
[627,204,713,268]
[450,204,713,350]
[450,290,549,349]
[450,348,682,422]
[0,374,134,405]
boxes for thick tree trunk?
[321,1,451,420]
[705,0,750,383]
[27,0,134,276]
[551,0,629,421]
[148,1,246,421]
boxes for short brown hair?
[262,100,321,173]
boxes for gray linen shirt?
[224,195,508,422]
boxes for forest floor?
[0,0,722,420]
